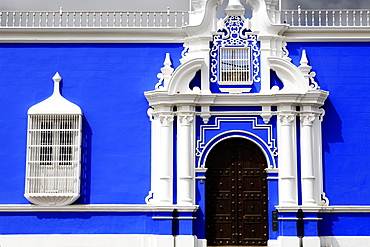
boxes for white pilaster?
[314,109,328,205]
[158,110,174,205]
[259,37,272,93]
[177,106,195,205]
[300,113,316,205]
[278,112,297,205]
[146,109,160,204]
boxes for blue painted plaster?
[0,43,183,204]
[288,42,370,206]
[0,212,174,235]
[319,213,370,236]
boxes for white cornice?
[0,204,199,212]
[144,91,329,107]
[284,26,370,42]
[0,27,187,43]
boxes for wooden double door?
[206,138,268,246]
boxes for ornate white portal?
[144,0,328,246]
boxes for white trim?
[277,236,301,247]
[276,205,370,213]
[152,216,196,220]
[320,236,370,247]
[284,27,370,42]
[0,28,187,43]
[277,217,322,221]
[0,234,177,247]
[302,236,320,247]
[320,206,370,213]
[196,239,207,247]
[268,239,279,247]
[0,204,198,212]
[196,116,277,168]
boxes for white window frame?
[219,47,251,85]
[24,72,83,206]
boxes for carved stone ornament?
[300,114,316,126]
[159,115,174,126]
[210,15,261,86]
[279,114,295,125]
[179,115,194,126]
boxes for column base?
[196,239,207,247]
[302,236,320,247]
[277,236,301,247]
[174,235,197,247]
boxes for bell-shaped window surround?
[25,72,82,206]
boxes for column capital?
[159,114,174,126]
[178,114,194,126]
[300,113,316,126]
[279,113,295,126]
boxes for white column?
[157,113,174,205]
[278,113,297,205]
[300,113,316,205]
[177,107,195,205]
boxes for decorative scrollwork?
[309,71,320,90]
[210,15,260,85]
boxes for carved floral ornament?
[179,115,194,126]
[159,115,174,126]
[279,114,295,125]
[300,114,316,126]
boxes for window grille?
[25,114,82,204]
[220,47,250,84]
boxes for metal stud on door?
[206,138,268,246]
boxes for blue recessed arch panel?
[196,116,278,169]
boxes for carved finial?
[298,50,320,90]
[225,0,245,16]
[298,49,312,74]
[155,53,174,90]
[52,72,62,82]
[52,72,62,95]
[300,49,309,66]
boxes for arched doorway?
[206,137,268,246]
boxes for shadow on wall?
[75,116,92,204]
[322,97,344,154]
[318,213,339,238]
[320,97,343,202]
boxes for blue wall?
[0,212,173,235]
[319,213,370,236]
[288,42,370,206]
[0,43,183,204]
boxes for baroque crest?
[210,15,260,92]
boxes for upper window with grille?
[210,15,260,93]
[220,47,250,85]
[25,72,82,206]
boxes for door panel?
[206,138,268,246]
